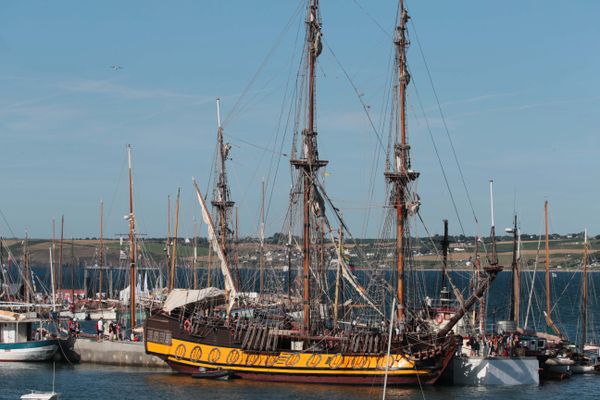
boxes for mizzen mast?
[290,0,328,335]
[211,98,235,278]
[385,0,419,321]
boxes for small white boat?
[20,390,59,400]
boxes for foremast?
[385,0,419,322]
[290,0,327,335]
[211,98,236,282]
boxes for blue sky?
[0,1,598,239]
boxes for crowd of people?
[461,333,522,358]
[95,317,124,342]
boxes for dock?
[74,338,168,368]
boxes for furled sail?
[333,236,383,317]
[193,178,237,314]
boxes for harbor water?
[1,362,598,400]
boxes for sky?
[0,1,598,240]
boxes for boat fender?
[183,319,192,333]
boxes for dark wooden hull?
[145,312,456,386]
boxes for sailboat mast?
[581,229,588,352]
[544,201,550,324]
[59,215,64,298]
[170,188,181,290]
[99,199,104,299]
[259,179,265,296]
[291,0,327,334]
[24,230,30,304]
[510,214,519,323]
[384,0,417,321]
[127,144,136,331]
[52,218,56,298]
[193,217,198,290]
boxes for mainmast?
[127,144,137,332]
[290,0,327,334]
[211,98,235,275]
[385,0,418,321]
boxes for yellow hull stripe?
[147,339,432,376]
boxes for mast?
[441,219,449,292]
[581,229,588,352]
[384,0,418,321]
[211,98,235,279]
[193,217,198,289]
[166,195,171,290]
[23,230,30,304]
[59,215,64,298]
[509,214,519,323]
[99,199,104,300]
[52,218,57,298]
[170,188,181,290]
[259,179,265,296]
[544,201,550,327]
[127,144,136,332]
[290,0,327,334]
[488,181,498,266]
[49,247,56,312]
[543,200,561,337]
[70,239,75,307]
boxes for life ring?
[183,319,192,333]
[329,353,344,369]
[352,355,367,369]
[286,354,300,367]
[246,353,259,366]
[265,354,278,367]
[190,346,202,362]
[306,354,322,368]
[174,344,186,360]
[226,349,240,364]
[208,348,221,363]
[434,313,444,325]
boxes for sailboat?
[144,0,501,385]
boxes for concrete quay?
[74,338,168,368]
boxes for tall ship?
[145,0,501,385]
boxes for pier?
[74,338,167,368]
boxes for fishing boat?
[0,309,59,362]
[145,0,501,385]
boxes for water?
[1,362,598,400]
